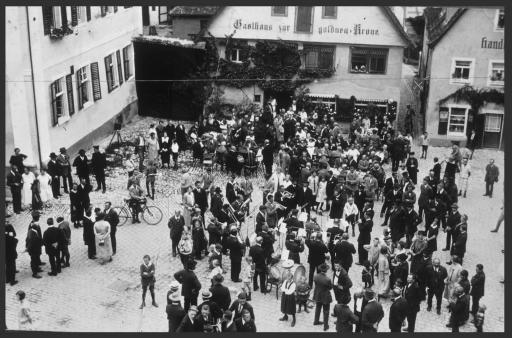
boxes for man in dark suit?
[193,181,208,220]
[284,209,303,232]
[255,206,266,234]
[357,211,373,264]
[451,224,468,264]
[229,292,255,320]
[448,286,469,332]
[426,258,448,315]
[226,175,237,204]
[104,202,119,255]
[210,274,231,311]
[47,152,61,198]
[384,171,400,196]
[5,222,19,285]
[299,181,314,215]
[206,218,223,246]
[262,139,274,176]
[361,289,384,332]
[77,178,91,219]
[249,237,267,293]
[226,227,245,282]
[470,264,485,318]
[43,218,64,276]
[333,296,359,333]
[73,149,90,186]
[306,232,329,287]
[313,263,333,331]
[334,233,356,273]
[332,260,352,305]
[403,274,423,332]
[57,147,73,194]
[483,159,499,198]
[6,165,23,214]
[91,145,107,193]
[329,190,345,220]
[325,172,337,211]
[406,152,419,184]
[389,287,409,332]
[234,309,257,332]
[210,188,223,219]
[402,205,421,248]
[392,253,409,290]
[258,225,275,265]
[174,260,202,311]
[9,147,27,173]
[381,182,401,223]
[82,208,96,259]
[176,306,198,332]
[169,210,185,257]
[353,288,368,332]
[388,202,404,243]
[443,203,461,251]
[166,292,186,332]
[26,212,44,278]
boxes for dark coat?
[358,219,373,244]
[427,265,448,292]
[361,301,384,332]
[329,195,344,219]
[210,194,223,219]
[193,188,208,211]
[174,269,201,298]
[82,217,95,245]
[392,261,409,287]
[333,268,352,304]
[43,227,64,255]
[91,152,107,174]
[234,318,257,332]
[104,208,119,232]
[166,303,186,332]
[168,216,185,240]
[334,240,356,269]
[389,297,409,331]
[306,239,329,266]
[470,271,485,298]
[72,155,89,176]
[248,245,266,271]
[334,304,358,333]
[259,231,275,258]
[451,231,467,257]
[402,209,421,236]
[226,236,245,263]
[418,184,434,207]
[449,294,469,327]
[77,184,91,208]
[229,300,255,320]
[210,284,231,311]
[47,160,61,178]
[5,224,18,261]
[285,239,304,264]
[313,272,333,305]
[26,224,43,255]
[176,315,196,332]
[255,212,266,234]
[198,300,223,322]
[484,164,499,182]
[404,281,423,313]
[285,216,303,231]
[207,222,222,245]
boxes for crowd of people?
[6,96,503,332]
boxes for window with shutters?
[122,45,133,80]
[303,45,335,70]
[105,52,119,93]
[494,9,504,31]
[271,7,287,16]
[350,47,388,74]
[322,6,337,18]
[450,58,474,84]
[230,49,243,63]
[90,62,102,101]
[77,66,91,109]
[159,6,169,23]
[295,7,313,33]
[488,60,504,87]
[444,105,469,136]
[50,76,74,125]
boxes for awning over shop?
[306,93,336,99]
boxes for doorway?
[482,113,503,148]
[264,90,294,112]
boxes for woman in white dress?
[21,167,35,208]
[306,136,316,157]
[316,176,327,213]
[93,212,113,264]
[182,186,195,227]
[38,168,52,204]
[147,132,160,165]
[377,246,390,299]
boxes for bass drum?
[268,265,283,285]
[293,264,307,285]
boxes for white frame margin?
[449,57,475,85]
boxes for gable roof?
[169,6,220,17]
[425,7,467,47]
[204,6,414,47]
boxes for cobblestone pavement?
[4,122,504,332]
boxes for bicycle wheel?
[113,207,129,226]
[142,205,163,225]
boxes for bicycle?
[113,198,163,226]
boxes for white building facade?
[5,6,142,168]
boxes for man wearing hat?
[262,139,274,176]
[72,149,90,186]
[406,152,418,185]
[226,226,245,282]
[47,152,61,198]
[333,288,359,333]
[388,287,409,332]
[313,263,333,331]
[443,203,461,251]
[229,292,255,320]
[91,145,107,193]
[210,187,223,219]
[198,290,223,322]
[249,237,267,294]
[176,305,198,332]
[210,274,231,311]
[174,260,202,311]
[7,164,23,214]
[360,289,384,332]
[5,222,19,285]
[42,218,63,276]
[57,147,73,194]
[26,211,44,278]
[166,281,181,305]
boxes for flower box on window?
[49,26,73,40]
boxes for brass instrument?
[281,190,295,200]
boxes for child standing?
[241,256,255,301]
[296,275,311,313]
[208,259,224,282]
[474,304,486,332]
[362,260,372,288]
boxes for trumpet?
[272,201,287,210]
[281,191,295,200]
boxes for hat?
[49,152,57,159]
[264,139,270,144]
[168,292,180,303]
[186,260,197,270]
[238,292,248,300]
[202,290,212,299]
[212,274,224,284]
[59,147,66,153]
[31,210,40,218]
[282,259,294,269]
[451,203,458,209]
[169,281,180,292]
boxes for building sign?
[233,19,379,36]
[481,37,504,49]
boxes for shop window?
[450,58,474,84]
[304,45,335,70]
[495,9,504,31]
[438,107,449,135]
[447,107,469,136]
[488,60,504,87]
[271,7,287,16]
[322,6,337,18]
[485,114,502,132]
[350,47,388,74]
[296,7,313,33]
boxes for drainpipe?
[25,6,43,168]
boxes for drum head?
[293,264,306,284]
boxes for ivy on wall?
[438,85,504,112]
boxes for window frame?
[445,104,470,137]
[322,6,337,19]
[303,44,336,71]
[349,47,388,75]
[76,64,93,110]
[494,8,504,32]
[484,113,503,133]
[50,73,70,126]
[52,6,62,28]
[122,44,134,81]
[230,48,243,63]
[159,6,169,24]
[487,59,504,87]
[271,6,288,17]
[449,57,475,85]
[105,51,120,92]
[76,6,88,25]
[295,6,314,33]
